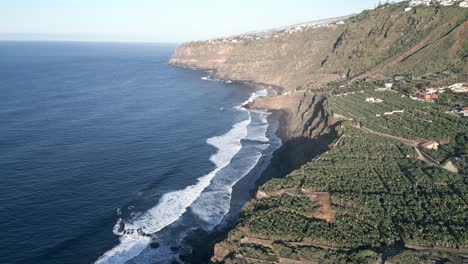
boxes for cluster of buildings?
[409,83,467,102]
[205,16,352,44]
[409,0,468,7]
[455,107,468,117]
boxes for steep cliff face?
[170,2,467,92]
[245,93,332,141]
[170,26,344,91]
[245,93,338,190]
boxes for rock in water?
[150,242,160,249]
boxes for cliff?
[169,1,468,263]
[170,2,467,93]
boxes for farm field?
[328,90,467,142]
[218,99,467,263]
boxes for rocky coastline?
[169,60,339,263]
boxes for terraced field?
[328,90,467,142]
[216,99,467,263]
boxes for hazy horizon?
[1,0,402,43]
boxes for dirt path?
[240,236,349,251]
[354,125,457,173]
[355,125,418,145]
[413,146,445,170]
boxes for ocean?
[0,41,280,264]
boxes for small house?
[420,93,438,101]
[366,98,384,103]
[421,141,440,150]
[459,107,468,117]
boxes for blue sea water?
[0,42,280,264]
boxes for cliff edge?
[169,1,468,263]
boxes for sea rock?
[150,242,161,249]
[117,221,125,233]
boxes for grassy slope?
[322,3,467,79]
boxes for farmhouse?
[383,110,404,115]
[365,97,384,103]
[458,107,468,117]
[421,141,440,150]
[420,93,438,101]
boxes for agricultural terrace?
[238,125,466,258]
[328,90,467,143]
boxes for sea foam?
[96,109,253,264]
[96,88,274,264]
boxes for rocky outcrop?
[245,93,333,141]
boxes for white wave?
[236,88,268,109]
[96,87,277,264]
[244,110,270,142]
[95,116,252,264]
[190,150,265,226]
[190,105,273,227]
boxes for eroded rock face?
[246,93,333,141]
[211,244,231,263]
[169,42,235,69]
[169,27,343,92]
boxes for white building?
[409,0,468,7]
[421,141,440,150]
[365,98,384,103]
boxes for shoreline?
[169,62,292,263]
[170,62,338,263]
[180,108,285,264]
[169,62,290,143]
[168,62,286,96]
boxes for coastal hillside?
[170,1,467,92]
[170,1,468,263]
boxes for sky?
[0,0,396,43]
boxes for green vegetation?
[238,244,278,262]
[328,90,467,142]
[328,90,468,171]
[219,100,467,262]
[247,126,466,248]
[322,2,468,78]
[193,2,468,263]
